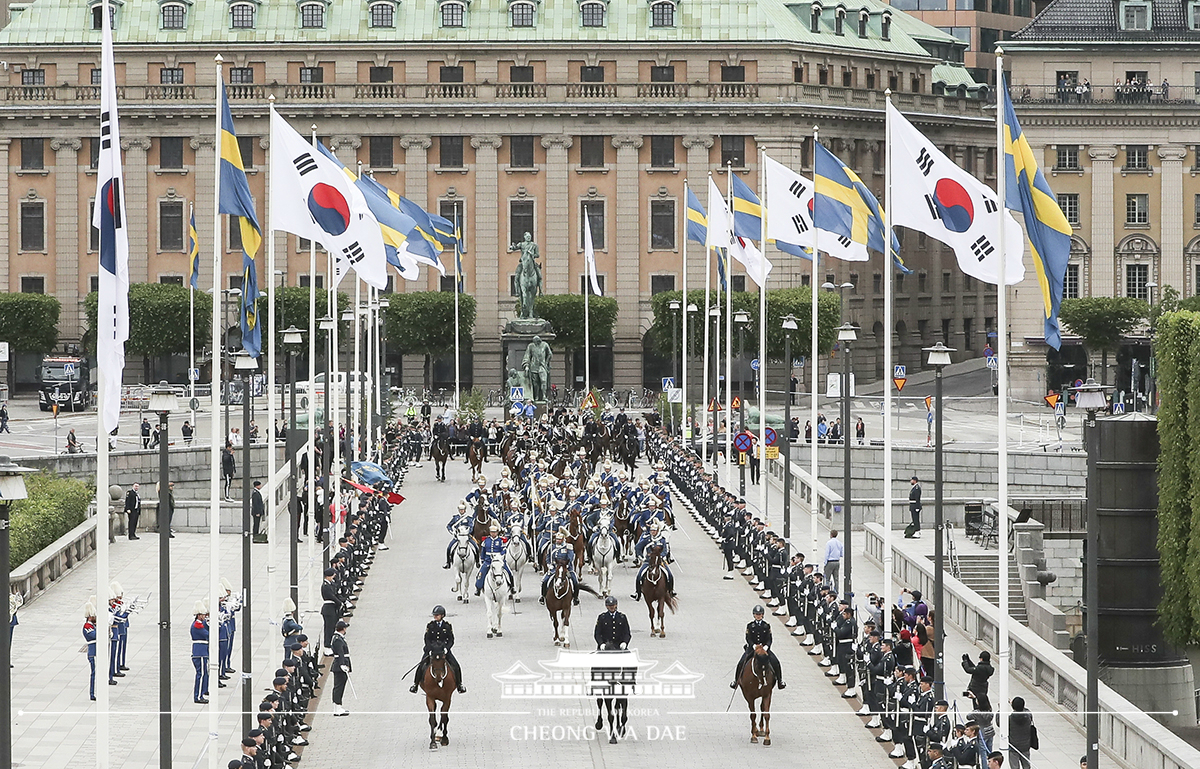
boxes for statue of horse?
[420,647,456,750]
[641,547,677,638]
[736,643,776,746]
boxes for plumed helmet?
[501,467,511,478]
[489,522,499,532]
[194,600,208,615]
[554,530,566,541]
[650,520,661,531]
[283,597,296,613]
[458,500,467,510]
[500,479,512,489]
[221,577,233,594]
[477,477,488,487]
[603,461,612,470]
[84,602,96,618]
[432,605,446,617]
[109,581,123,599]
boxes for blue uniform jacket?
[190,617,210,658]
[83,621,97,657]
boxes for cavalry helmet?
[604,596,618,607]
[753,605,765,616]
[432,605,447,617]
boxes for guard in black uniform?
[320,568,340,651]
[331,621,352,716]
[410,605,467,694]
[729,605,786,689]
[593,596,631,650]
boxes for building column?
[470,134,503,388]
[0,139,10,294]
[330,135,362,173]
[1088,146,1118,297]
[611,134,643,390]
[51,138,82,340]
[541,135,572,295]
[190,136,216,289]
[121,137,151,283]
[1159,145,1187,292]
[399,135,432,209]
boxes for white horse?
[450,530,477,604]
[482,558,508,639]
[591,518,619,598]
[504,523,530,601]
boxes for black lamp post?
[222,287,243,435]
[922,341,954,701]
[836,321,858,598]
[708,305,722,467]
[283,326,305,609]
[685,302,699,435]
[781,315,798,542]
[233,351,257,735]
[318,315,335,571]
[148,382,178,769]
[669,299,681,436]
[0,455,32,769]
[734,309,750,495]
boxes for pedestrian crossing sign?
[510,386,525,401]
[1113,402,1126,414]
[581,391,599,410]
[661,377,675,392]
[894,364,906,378]
[1054,402,1066,416]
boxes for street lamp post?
[922,342,954,701]
[734,310,750,496]
[222,287,243,437]
[685,303,699,437]
[341,306,356,464]
[669,299,681,436]
[1072,376,1111,769]
[837,321,858,598]
[283,326,305,609]
[0,455,32,769]
[233,351,257,735]
[318,316,335,569]
[781,315,798,542]
[148,382,178,769]
[708,305,722,468]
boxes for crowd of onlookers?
[1040,74,1174,104]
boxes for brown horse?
[467,439,484,481]
[470,500,495,545]
[431,435,450,482]
[641,547,677,638]
[566,508,587,569]
[543,561,599,647]
[421,647,456,750]
[737,643,776,745]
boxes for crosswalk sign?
[730,396,743,410]
[509,386,525,401]
[894,364,906,378]
[986,356,999,370]
[64,362,76,376]
[581,391,599,409]
[661,377,675,392]
[1054,402,1065,417]
[1112,402,1126,414]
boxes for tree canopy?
[84,283,212,357]
[0,293,59,353]
[534,294,619,351]
[383,291,476,355]
[1059,297,1147,383]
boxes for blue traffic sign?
[661,377,675,392]
[750,358,760,371]
[894,364,906,378]
[510,386,525,401]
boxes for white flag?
[763,153,869,262]
[583,210,602,296]
[705,178,736,252]
[92,0,129,432]
[268,107,388,290]
[887,102,1025,285]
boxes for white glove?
[620,643,627,650]
[764,645,770,652]
[340,665,350,673]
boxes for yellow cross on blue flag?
[686,187,707,245]
[219,82,263,358]
[187,205,200,290]
[1001,73,1072,350]
[814,142,908,273]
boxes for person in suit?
[594,596,631,650]
[251,481,265,536]
[124,483,142,540]
[222,445,237,500]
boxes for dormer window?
[90,1,117,30]
[1190,1,1200,30]
[300,1,325,28]
[440,0,467,27]
[581,0,606,27]
[810,1,822,34]
[230,1,256,28]
[650,0,675,27]
[369,1,395,27]
[858,8,868,37]
[1120,1,1151,30]
[509,0,535,27]
[834,6,845,35]
[160,1,187,29]
[881,9,891,40]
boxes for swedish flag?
[429,212,459,251]
[716,248,728,292]
[814,143,909,273]
[685,187,707,245]
[218,82,262,357]
[187,205,199,290]
[730,175,761,241]
[1002,74,1072,350]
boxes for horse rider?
[443,502,475,570]
[730,605,786,690]
[410,605,466,694]
[464,476,490,508]
[474,522,514,597]
[587,513,623,563]
[594,596,631,651]
[631,521,675,601]
[540,531,580,606]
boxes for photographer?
[962,650,995,700]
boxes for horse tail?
[577,582,601,598]
[664,592,678,614]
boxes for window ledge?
[154,167,189,176]
[434,166,469,175]
[1125,223,1151,230]
[15,169,49,176]
[17,250,48,255]
[85,169,98,176]
[647,248,679,254]
[368,167,398,174]
[575,167,610,174]
[715,167,749,175]
[647,166,679,174]
[244,168,259,175]
[1120,168,1153,176]
[504,166,540,175]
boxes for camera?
[963,690,975,699]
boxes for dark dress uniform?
[411,618,466,693]
[330,631,351,708]
[731,616,785,688]
[320,578,340,648]
[593,608,632,650]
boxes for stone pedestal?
[501,319,556,406]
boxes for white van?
[287,371,372,398]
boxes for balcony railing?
[497,82,547,98]
[4,85,54,101]
[708,82,759,98]
[145,85,196,100]
[1011,84,1200,105]
[226,84,265,100]
[355,83,407,99]
[285,83,336,100]
[637,82,688,98]
[426,83,477,99]
[566,82,617,98]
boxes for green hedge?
[10,472,93,569]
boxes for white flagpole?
[453,213,461,410]
[883,92,895,616]
[584,211,592,396]
[996,49,1011,750]
[306,234,317,610]
[207,54,224,769]
[190,202,197,428]
[266,123,278,624]
[757,147,768,525]
[681,180,690,441]
[700,221,712,468]
[372,286,381,451]
[810,126,821,557]
[724,165,734,487]
[353,269,362,461]
[329,250,341,542]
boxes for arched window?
[300,2,325,28]
[91,3,116,30]
[369,1,394,27]
[510,0,535,27]
[650,0,674,27]
[581,0,606,27]
[441,0,466,27]
[161,2,186,29]
[230,2,255,28]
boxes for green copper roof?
[0,0,942,57]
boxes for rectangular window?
[510,135,535,168]
[581,200,605,250]
[1126,193,1149,225]
[720,65,745,83]
[1055,146,1079,170]
[441,1,464,27]
[579,274,606,294]
[20,276,45,294]
[229,67,254,84]
[650,200,676,249]
[896,273,905,293]
[439,274,457,292]
[161,4,186,29]
[720,135,745,167]
[580,65,605,83]
[651,1,675,27]
[942,271,952,292]
[991,0,1008,12]
[580,135,606,167]
[159,137,185,169]
[1126,263,1149,299]
[369,136,393,168]
[650,274,676,295]
[440,199,466,250]
[20,202,44,251]
[369,66,393,84]
[229,274,244,291]
[21,69,45,86]
[20,138,44,170]
[963,317,974,350]
[873,273,883,294]
[580,1,605,27]
[300,3,324,28]
[1063,263,1080,299]
[299,66,324,85]
[1057,193,1079,226]
[510,200,535,243]
[731,275,747,293]
[1125,145,1149,171]
[510,65,534,83]
[238,135,255,168]
[90,275,100,293]
[650,65,675,83]
[650,135,675,168]
[439,65,464,83]
[160,67,184,85]
[963,275,974,291]
[510,1,534,26]
[1194,194,1200,227]
[370,2,394,27]
[298,274,325,289]
[91,68,103,85]
[941,318,951,344]
[159,275,184,286]
[229,219,243,251]
[89,200,100,250]
[801,274,811,287]
[918,271,928,293]
[231,3,255,28]
[160,200,185,250]
[439,136,464,168]
[1123,2,1150,30]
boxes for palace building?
[0,0,998,392]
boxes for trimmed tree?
[533,294,619,388]
[0,293,60,394]
[383,291,477,390]
[1059,297,1147,385]
[85,284,213,381]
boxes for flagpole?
[266,108,279,628]
[757,147,768,526]
[307,229,317,612]
[329,249,341,544]
[453,213,461,410]
[995,48,1011,751]
[701,209,712,469]
[681,180,690,442]
[189,202,197,427]
[584,211,592,397]
[810,126,821,557]
[207,54,224,769]
[724,164,734,487]
[353,268,362,462]
[883,91,895,623]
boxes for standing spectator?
[855,417,865,445]
[817,417,828,443]
[789,373,798,405]
[250,480,265,536]
[830,418,842,444]
[917,613,936,678]
[248,421,259,444]
[0,402,10,433]
[157,480,175,538]
[1161,78,1170,101]
[180,420,194,444]
[124,482,142,540]
[962,650,995,700]
[804,420,812,443]
[222,444,237,500]
[822,529,844,589]
[228,426,242,448]
[140,417,152,449]
[1007,696,1035,769]
[150,421,161,449]
[907,475,923,538]
[747,433,760,486]
[789,417,800,442]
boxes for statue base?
[502,325,557,407]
